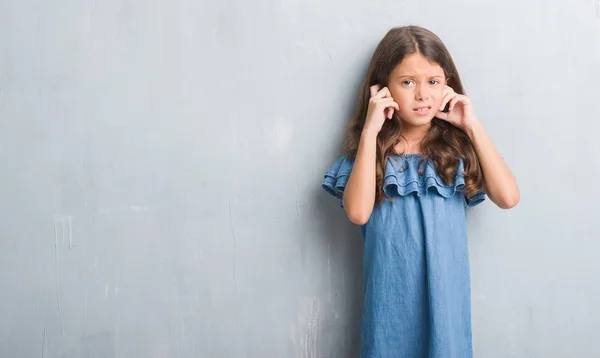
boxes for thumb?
[436,111,449,121]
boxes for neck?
[395,121,431,153]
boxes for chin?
[400,115,436,127]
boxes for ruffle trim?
[322,154,485,207]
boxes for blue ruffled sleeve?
[322,154,485,208]
[465,189,486,208]
[321,156,354,207]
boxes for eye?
[402,80,414,86]
[429,80,440,85]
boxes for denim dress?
[322,154,486,358]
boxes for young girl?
[322,26,519,358]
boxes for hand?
[436,86,479,130]
[363,85,399,135]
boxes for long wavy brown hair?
[345,26,483,205]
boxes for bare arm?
[343,85,399,225]
[466,121,520,209]
[436,85,520,209]
[343,130,378,224]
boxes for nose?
[415,83,430,101]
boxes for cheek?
[431,88,446,104]
[389,89,410,108]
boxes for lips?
[413,106,431,115]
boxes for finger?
[369,85,381,97]
[449,95,465,112]
[448,97,457,112]
[439,92,456,111]
[378,98,399,111]
[373,86,391,99]
[378,98,398,119]
[387,107,395,119]
[436,111,448,121]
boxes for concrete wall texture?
[1,0,599,357]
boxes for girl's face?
[387,53,447,127]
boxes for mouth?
[412,106,432,115]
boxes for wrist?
[464,119,483,139]
[361,126,379,139]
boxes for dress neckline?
[395,153,424,158]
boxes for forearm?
[465,121,520,209]
[343,130,378,224]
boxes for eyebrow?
[396,74,444,79]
